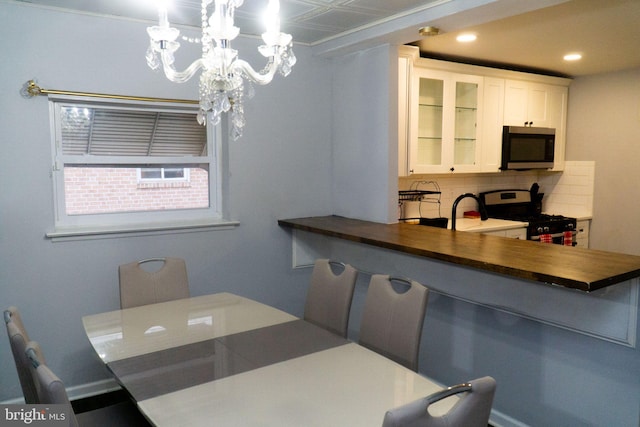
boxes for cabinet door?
[503,80,529,126]
[504,80,554,127]
[409,69,449,173]
[504,80,561,128]
[484,228,526,239]
[409,70,482,174]
[576,220,590,248]
[504,228,526,239]
[480,77,505,172]
[451,74,483,173]
[526,83,552,127]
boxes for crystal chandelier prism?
[146,0,296,140]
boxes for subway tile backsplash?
[538,161,595,218]
[399,161,594,220]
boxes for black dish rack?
[398,181,448,228]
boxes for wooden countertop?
[278,215,640,292]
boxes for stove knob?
[537,227,544,234]
[566,223,574,230]
[544,226,550,233]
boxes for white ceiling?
[412,0,640,77]
[14,0,640,77]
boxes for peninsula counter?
[279,215,639,347]
[278,215,640,292]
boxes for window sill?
[46,219,240,242]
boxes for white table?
[83,293,455,426]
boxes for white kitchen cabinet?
[408,68,483,174]
[397,46,570,176]
[504,80,568,171]
[504,80,551,127]
[483,228,526,239]
[546,85,568,171]
[575,220,590,248]
[505,228,527,239]
[480,77,505,172]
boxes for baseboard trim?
[490,408,530,427]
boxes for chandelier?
[146,0,296,140]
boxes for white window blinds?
[60,106,207,157]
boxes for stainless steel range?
[479,187,577,245]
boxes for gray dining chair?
[304,259,358,338]
[381,376,496,427]
[359,275,429,372]
[119,257,190,309]
[4,306,41,404]
[25,341,150,427]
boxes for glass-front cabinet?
[409,69,483,174]
[415,75,444,167]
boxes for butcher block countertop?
[278,215,640,292]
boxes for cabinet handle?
[450,167,455,172]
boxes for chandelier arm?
[232,58,279,86]
[161,52,206,84]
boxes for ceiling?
[15,0,640,77]
[411,0,640,77]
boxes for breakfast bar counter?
[278,215,640,292]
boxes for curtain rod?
[21,80,198,104]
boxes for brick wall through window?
[64,167,209,215]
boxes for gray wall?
[0,2,332,400]
[330,44,398,224]
[566,68,640,255]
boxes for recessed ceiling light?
[563,53,582,61]
[456,33,477,43]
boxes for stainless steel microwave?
[500,126,555,170]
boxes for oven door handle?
[530,230,576,241]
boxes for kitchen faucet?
[451,193,489,231]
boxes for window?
[138,167,189,182]
[49,95,224,235]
